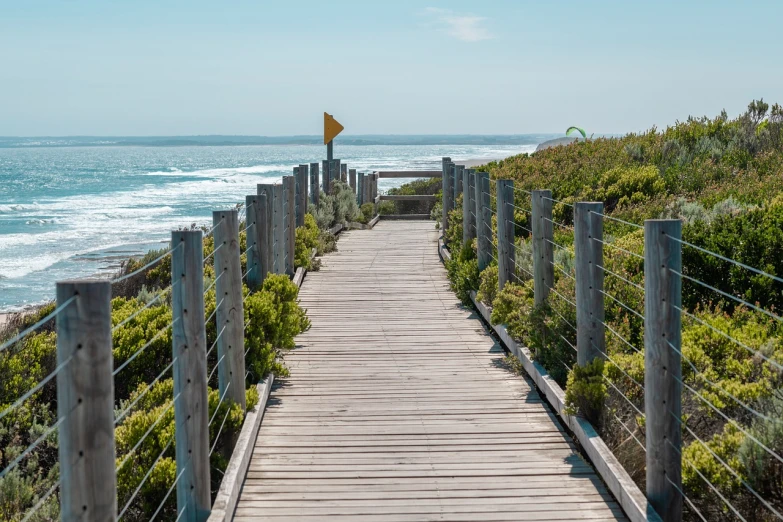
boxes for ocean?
[0,139,543,311]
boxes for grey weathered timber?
[454,164,464,200]
[233,221,627,522]
[476,170,491,270]
[56,280,116,521]
[574,202,605,366]
[349,168,356,194]
[644,220,682,522]
[496,180,515,290]
[244,196,264,290]
[363,174,372,208]
[309,162,320,206]
[212,209,246,411]
[257,184,276,275]
[272,184,285,274]
[357,173,365,205]
[442,157,453,236]
[283,176,296,276]
[334,159,341,185]
[377,170,443,178]
[321,160,330,194]
[296,164,308,227]
[532,190,554,306]
[340,163,347,183]
[326,140,333,161]
[463,168,476,244]
[171,230,211,521]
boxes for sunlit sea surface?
[0,142,540,311]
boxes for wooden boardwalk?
[234,220,626,521]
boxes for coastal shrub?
[738,394,783,503]
[490,282,534,342]
[358,203,374,224]
[476,264,498,306]
[295,214,321,271]
[445,243,479,305]
[386,178,441,215]
[444,193,464,247]
[590,165,665,211]
[564,359,607,426]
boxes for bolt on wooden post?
[349,168,356,194]
[257,184,275,277]
[56,280,116,521]
[476,171,491,270]
[441,157,453,237]
[496,180,515,290]
[574,202,605,366]
[171,230,211,521]
[644,219,683,522]
[212,210,246,411]
[283,176,296,276]
[532,190,554,306]
[310,162,320,206]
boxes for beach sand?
[0,313,9,329]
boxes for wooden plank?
[232,220,627,521]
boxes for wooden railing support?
[333,159,341,186]
[321,160,330,194]
[463,168,476,245]
[57,279,116,521]
[532,190,554,306]
[574,202,605,366]
[340,163,347,183]
[496,180,515,290]
[476,171,490,270]
[644,219,683,522]
[272,184,285,274]
[441,157,453,237]
[296,164,308,227]
[244,195,265,290]
[256,184,276,275]
[171,230,211,521]
[212,209,246,411]
[349,168,356,194]
[283,176,296,276]
[454,164,464,200]
[357,173,364,205]
[310,162,320,206]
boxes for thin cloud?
[424,7,493,42]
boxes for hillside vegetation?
[445,100,783,520]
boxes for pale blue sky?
[1,1,781,136]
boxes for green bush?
[476,264,498,305]
[295,214,321,271]
[564,359,607,426]
[358,203,374,224]
[445,243,479,305]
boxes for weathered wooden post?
[532,190,554,306]
[644,219,682,522]
[334,159,341,185]
[244,195,266,289]
[496,180,515,290]
[357,173,365,205]
[310,162,320,206]
[349,168,356,194]
[441,157,453,237]
[296,164,308,227]
[283,176,296,276]
[321,159,330,194]
[272,184,285,274]
[476,170,490,270]
[57,280,116,520]
[364,174,372,208]
[454,165,464,201]
[212,209,246,411]
[257,184,275,276]
[574,202,605,366]
[463,168,477,245]
[171,230,211,521]
[340,163,347,183]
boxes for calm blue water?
[0,142,539,311]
